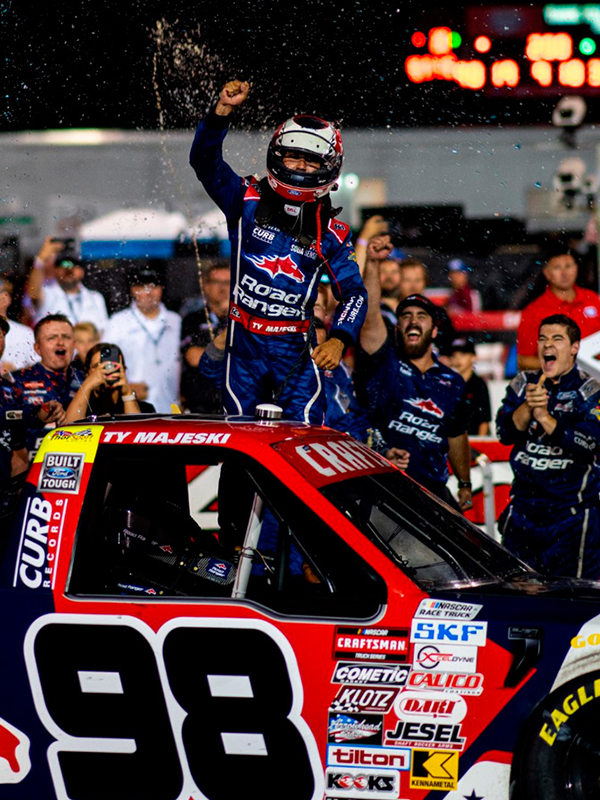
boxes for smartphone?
[100,344,121,385]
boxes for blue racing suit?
[11,362,84,456]
[189,112,367,423]
[361,334,468,499]
[496,365,600,579]
[0,378,26,484]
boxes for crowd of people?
[1,77,600,582]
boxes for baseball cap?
[0,316,9,335]
[448,258,469,273]
[450,336,476,355]
[131,267,163,286]
[396,293,439,321]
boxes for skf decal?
[415,599,482,620]
[409,749,459,791]
[385,720,466,751]
[539,678,600,746]
[330,686,399,714]
[0,716,31,784]
[331,662,410,686]
[325,767,399,799]
[334,627,409,663]
[326,745,410,770]
[411,620,487,646]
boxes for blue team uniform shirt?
[11,362,84,454]
[189,114,367,344]
[496,365,600,514]
[362,335,468,489]
[0,378,26,483]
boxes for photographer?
[65,343,154,422]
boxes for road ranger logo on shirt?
[514,441,574,471]
[235,275,303,318]
[405,398,444,418]
[245,253,305,283]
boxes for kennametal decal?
[38,453,85,494]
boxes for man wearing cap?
[105,268,181,413]
[359,236,472,511]
[446,259,473,314]
[517,248,600,370]
[189,79,366,423]
[497,314,600,578]
[0,316,29,481]
[449,337,491,436]
[28,246,109,335]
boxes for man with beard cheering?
[359,236,472,511]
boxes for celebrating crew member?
[358,235,472,511]
[497,314,600,579]
[189,79,367,423]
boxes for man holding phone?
[65,342,155,422]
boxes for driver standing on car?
[496,314,600,579]
[189,79,367,423]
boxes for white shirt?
[2,320,38,370]
[105,303,181,413]
[36,282,109,335]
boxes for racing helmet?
[266,115,343,202]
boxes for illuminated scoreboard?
[405,4,600,93]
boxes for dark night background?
[2,1,599,132]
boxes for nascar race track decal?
[24,615,323,800]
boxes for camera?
[100,344,122,385]
[553,156,587,210]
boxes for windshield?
[322,471,533,591]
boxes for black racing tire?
[512,671,600,800]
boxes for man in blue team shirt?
[358,235,472,511]
[189,79,367,423]
[11,314,82,457]
[496,314,600,579]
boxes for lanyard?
[131,306,167,365]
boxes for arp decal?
[24,614,323,800]
[409,749,459,791]
[330,686,399,714]
[328,714,383,745]
[0,715,31,784]
[38,453,85,494]
[13,496,67,591]
[413,644,478,673]
[407,671,484,695]
[414,599,482,620]
[411,620,487,646]
[331,662,410,686]
[325,767,400,799]
[394,691,467,724]
[384,720,466,751]
[326,745,410,770]
[333,627,410,663]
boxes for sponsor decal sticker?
[384,720,466,751]
[413,644,478,673]
[331,662,410,686]
[328,713,383,744]
[102,431,232,445]
[0,715,31,784]
[539,677,600,746]
[38,453,85,494]
[411,620,487,646]
[409,749,459,791]
[415,599,482,620]
[394,690,467,724]
[571,631,600,648]
[405,398,444,418]
[14,496,67,591]
[326,745,410,770]
[325,767,399,799]
[334,627,410,663]
[330,686,399,714]
[408,671,484,695]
